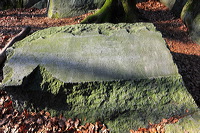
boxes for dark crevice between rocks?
[3,65,70,113]
[171,52,200,107]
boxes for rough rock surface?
[48,0,105,18]
[0,0,47,10]
[4,67,199,132]
[2,23,199,132]
[3,23,178,85]
[159,0,176,10]
[181,0,200,45]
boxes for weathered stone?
[3,23,199,132]
[181,0,200,45]
[48,0,105,18]
[47,0,147,19]
[4,66,199,132]
[3,23,178,86]
[0,0,48,10]
[29,0,48,9]
[159,0,176,9]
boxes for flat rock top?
[4,23,178,85]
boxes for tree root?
[81,0,138,24]
[0,26,31,65]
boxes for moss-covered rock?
[4,65,199,132]
[2,23,199,132]
[181,0,200,45]
[48,0,105,18]
[0,0,48,10]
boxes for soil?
[0,0,199,132]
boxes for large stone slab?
[3,23,178,86]
[2,23,199,132]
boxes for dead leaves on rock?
[0,90,109,132]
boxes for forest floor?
[0,0,199,132]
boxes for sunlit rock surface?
[3,23,199,132]
[4,23,178,85]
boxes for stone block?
[48,0,105,18]
[4,66,199,132]
[3,23,199,132]
[3,23,178,86]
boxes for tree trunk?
[81,0,138,23]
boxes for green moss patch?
[4,65,198,132]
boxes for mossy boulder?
[48,0,105,18]
[181,0,200,45]
[2,23,200,132]
[0,0,48,10]
[4,66,199,132]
